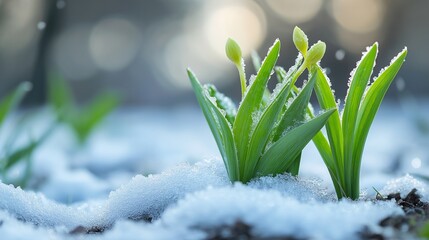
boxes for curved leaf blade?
[272,71,316,142]
[0,82,31,127]
[233,40,280,177]
[242,75,293,182]
[188,69,239,181]
[256,109,336,176]
[351,48,407,197]
[342,43,377,192]
[313,66,345,188]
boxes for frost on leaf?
[205,84,237,124]
[343,43,378,106]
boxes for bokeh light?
[203,1,266,58]
[266,0,323,24]
[89,17,140,72]
[52,25,97,80]
[152,1,267,90]
[331,0,384,34]
[0,0,40,55]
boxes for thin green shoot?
[48,73,120,144]
[306,31,408,199]
[0,82,54,187]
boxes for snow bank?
[248,174,332,202]
[98,184,402,240]
[381,174,427,200]
[0,157,426,239]
[0,182,105,229]
[0,210,65,240]
[0,159,229,230]
[105,159,229,221]
[40,168,111,203]
[156,185,402,240]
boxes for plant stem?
[236,62,246,98]
[290,62,307,85]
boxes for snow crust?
[0,158,420,239]
[0,104,427,239]
[105,159,229,221]
[157,185,401,240]
[0,182,104,229]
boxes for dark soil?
[69,225,106,235]
[203,220,306,240]
[66,188,429,239]
[359,188,429,239]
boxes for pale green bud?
[306,41,326,65]
[293,27,308,56]
[225,38,242,65]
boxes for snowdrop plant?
[0,82,53,187]
[307,34,408,200]
[188,29,335,183]
[48,74,120,144]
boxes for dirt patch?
[69,225,106,235]
[359,188,429,239]
[202,220,306,240]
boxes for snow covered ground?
[0,101,428,239]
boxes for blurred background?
[0,0,428,203]
[0,0,427,106]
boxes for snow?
[105,159,229,222]
[248,174,332,202]
[381,174,427,200]
[0,103,427,239]
[371,47,407,85]
[158,185,401,240]
[0,181,104,229]
[0,210,65,240]
[40,168,110,203]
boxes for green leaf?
[275,54,304,84]
[3,141,37,170]
[313,66,345,188]
[206,84,237,125]
[419,220,429,238]
[251,51,271,108]
[48,73,74,120]
[3,123,55,170]
[286,153,301,176]
[256,109,335,176]
[233,40,280,177]
[242,73,293,182]
[188,69,239,180]
[73,92,119,143]
[0,82,31,127]
[251,51,261,72]
[342,43,377,193]
[307,104,339,184]
[272,71,316,142]
[351,48,407,197]
[311,123,345,198]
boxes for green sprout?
[48,73,120,145]
[310,40,408,200]
[419,221,429,239]
[0,82,53,187]
[188,30,335,183]
[225,38,246,97]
